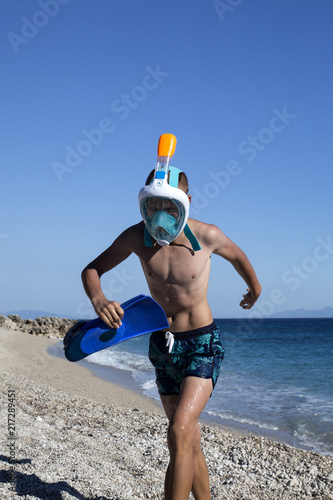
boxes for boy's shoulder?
[118,221,147,252]
[121,221,145,241]
[188,218,224,246]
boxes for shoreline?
[47,340,147,397]
[48,337,329,457]
[1,328,333,499]
[0,327,162,414]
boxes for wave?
[204,409,280,432]
[86,347,151,373]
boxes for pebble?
[1,371,333,499]
[309,464,318,474]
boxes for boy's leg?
[161,376,212,500]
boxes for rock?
[31,326,43,335]
[0,314,79,338]
[0,314,15,329]
[287,476,300,487]
[7,314,24,323]
[308,464,318,474]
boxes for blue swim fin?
[64,294,169,362]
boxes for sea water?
[82,318,333,457]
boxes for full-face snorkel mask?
[138,134,201,251]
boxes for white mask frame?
[138,166,201,250]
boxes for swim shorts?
[148,322,224,396]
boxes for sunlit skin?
[82,191,261,499]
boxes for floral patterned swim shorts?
[148,322,224,396]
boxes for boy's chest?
[140,245,210,285]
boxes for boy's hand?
[239,289,260,309]
[92,295,124,329]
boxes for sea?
[52,318,333,457]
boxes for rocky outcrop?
[0,314,78,338]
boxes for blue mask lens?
[149,210,178,237]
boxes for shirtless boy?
[81,139,261,500]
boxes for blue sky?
[1,0,332,319]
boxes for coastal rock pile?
[0,314,78,338]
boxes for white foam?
[294,424,333,458]
[204,409,279,432]
[142,379,157,391]
[86,348,151,372]
[139,379,159,400]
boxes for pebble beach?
[1,318,333,499]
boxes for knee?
[167,420,195,454]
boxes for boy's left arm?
[209,225,262,309]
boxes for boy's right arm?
[81,226,136,329]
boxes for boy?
[82,164,261,500]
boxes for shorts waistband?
[151,322,217,341]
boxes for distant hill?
[270,306,333,319]
[3,309,76,320]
